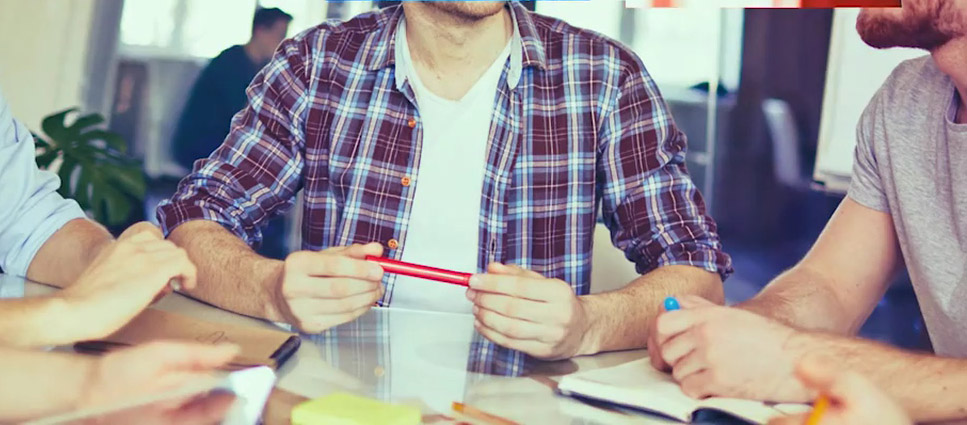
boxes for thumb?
[794,355,839,397]
[341,242,385,259]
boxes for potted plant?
[33,108,145,229]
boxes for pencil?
[452,402,519,425]
[804,395,830,425]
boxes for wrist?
[261,259,287,322]
[575,295,603,356]
[38,295,90,346]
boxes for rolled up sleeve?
[157,36,312,246]
[0,94,85,276]
[597,60,732,281]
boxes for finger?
[287,276,380,299]
[677,295,718,309]
[134,240,178,253]
[291,289,381,315]
[338,243,385,259]
[474,319,555,359]
[487,263,544,279]
[679,370,716,399]
[648,330,671,372]
[119,222,164,242]
[468,291,558,323]
[166,392,236,425]
[655,310,703,346]
[474,306,562,343]
[468,274,570,302]
[794,355,839,396]
[151,248,198,291]
[766,415,805,425]
[670,349,707,383]
[660,330,699,367]
[288,251,383,281]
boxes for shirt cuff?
[654,242,734,281]
[157,201,253,245]
[3,201,85,277]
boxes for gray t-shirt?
[848,55,967,356]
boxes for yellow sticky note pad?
[291,392,421,425]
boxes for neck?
[243,42,265,65]
[932,38,967,124]
[401,3,512,100]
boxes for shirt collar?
[367,2,545,89]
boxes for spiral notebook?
[558,359,810,424]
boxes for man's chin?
[856,8,954,50]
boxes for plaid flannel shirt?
[158,2,732,372]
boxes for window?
[537,0,744,91]
[119,0,257,58]
[119,0,361,59]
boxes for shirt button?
[387,239,399,249]
[401,176,412,187]
[407,117,416,128]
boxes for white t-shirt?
[388,20,512,314]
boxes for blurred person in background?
[648,0,967,422]
[173,7,292,170]
[0,89,198,347]
[172,7,293,260]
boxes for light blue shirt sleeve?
[0,91,85,277]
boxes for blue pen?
[664,296,680,311]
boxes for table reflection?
[292,307,580,416]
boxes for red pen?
[365,256,472,287]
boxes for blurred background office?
[0,0,927,349]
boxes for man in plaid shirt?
[159,1,732,360]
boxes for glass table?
[1,274,747,425]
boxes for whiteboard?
[814,9,926,192]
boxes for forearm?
[26,218,112,288]
[739,265,862,335]
[787,332,967,422]
[580,265,723,354]
[0,295,95,348]
[0,347,92,422]
[167,220,284,321]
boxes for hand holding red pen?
[272,243,385,333]
[466,263,592,360]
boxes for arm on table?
[467,58,729,360]
[0,342,238,423]
[592,56,729,354]
[166,220,285,322]
[782,331,967,423]
[26,218,113,288]
[0,223,196,348]
[581,265,721,354]
[740,197,901,335]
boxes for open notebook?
[558,359,810,424]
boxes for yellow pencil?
[452,402,519,425]
[804,395,830,425]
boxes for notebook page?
[558,359,700,422]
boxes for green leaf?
[78,129,127,154]
[35,151,59,169]
[36,107,143,226]
[56,156,78,198]
[41,108,78,144]
[67,113,105,134]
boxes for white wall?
[0,0,96,130]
